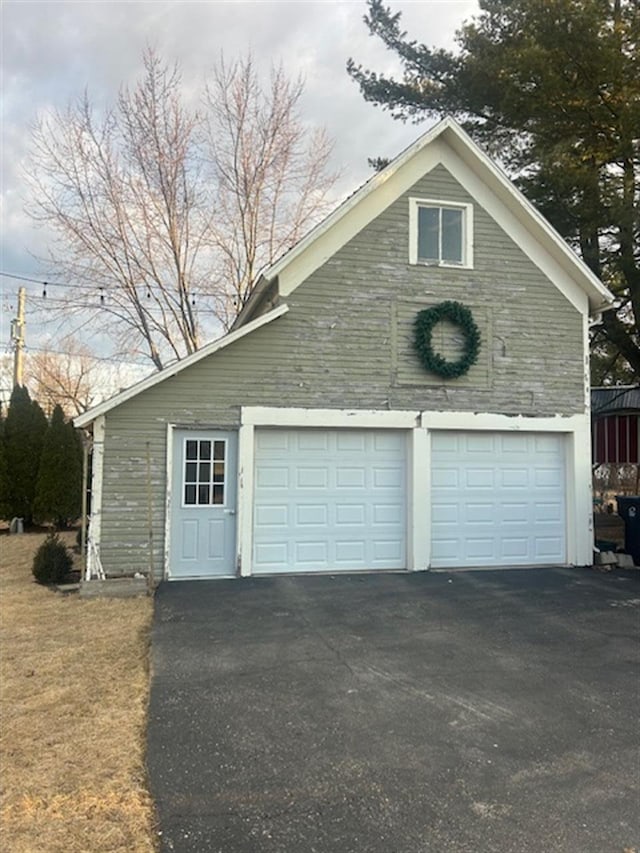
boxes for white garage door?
[253,429,407,574]
[431,431,566,568]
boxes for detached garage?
[75,118,612,583]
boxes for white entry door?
[169,430,237,578]
[431,431,566,568]
[253,428,407,574]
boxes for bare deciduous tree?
[27,50,207,369]
[26,49,338,367]
[27,335,147,417]
[203,56,337,328]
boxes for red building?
[592,387,640,465]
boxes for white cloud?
[1,0,479,353]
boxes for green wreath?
[414,301,481,379]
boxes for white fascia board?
[75,304,289,428]
[241,406,420,429]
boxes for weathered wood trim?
[237,423,255,577]
[88,415,105,565]
[409,427,430,571]
[163,423,174,581]
[240,406,420,429]
[75,304,289,428]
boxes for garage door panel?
[466,434,494,453]
[254,542,288,566]
[500,468,529,488]
[501,502,529,523]
[256,466,289,488]
[431,431,566,568]
[501,538,529,559]
[253,429,406,574]
[336,504,365,525]
[465,468,495,489]
[335,540,366,562]
[374,540,403,561]
[535,467,563,488]
[432,468,459,489]
[337,432,366,452]
[374,503,403,525]
[336,467,366,488]
[466,538,495,561]
[467,503,494,523]
[373,466,403,488]
[255,505,289,527]
[296,504,328,525]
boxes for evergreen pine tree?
[3,386,48,525]
[34,404,82,528]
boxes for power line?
[0,271,222,313]
[23,343,150,366]
[26,294,222,315]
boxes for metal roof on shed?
[591,387,640,416]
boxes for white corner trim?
[88,415,105,560]
[237,423,255,577]
[409,427,430,571]
[75,304,290,428]
[408,197,474,268]
[163,423,175,581]
[241,406,420,429]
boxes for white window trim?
[409,197,474,268]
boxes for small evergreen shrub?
[32,532,73,585]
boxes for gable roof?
[236,115,613,325]
[75,304,289,428]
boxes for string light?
[0,271,216,312]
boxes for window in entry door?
[183,438,226,506]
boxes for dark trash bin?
[616,495,640,565]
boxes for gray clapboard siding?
[98,164,585,577]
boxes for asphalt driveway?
[147,567,640,853]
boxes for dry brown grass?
[0,532,157,852]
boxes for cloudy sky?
[1,0,479,359]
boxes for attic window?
[409,198,473,268]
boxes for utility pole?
[11,286,26,387]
